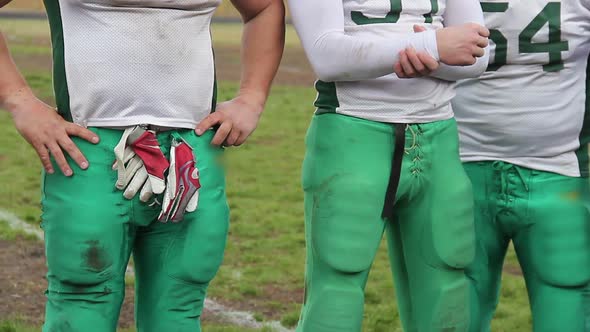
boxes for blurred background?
[0,1,531,331]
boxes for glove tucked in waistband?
[113,126,169,202]
[158,132,201,223]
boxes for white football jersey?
[453,0,590,176]
[44,0,221,129]
[315,0,456,123]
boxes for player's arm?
[428,0,490,80]
[395,0,490,80]
[288,0,489,82]
[195,0,285,147]
[0,6,99,176]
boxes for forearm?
[430,0,489,81]
[0,32,34,113]
[289,0,438,82]
[234,0,285,109]
[430,54,488,81]
[307,31,438,82]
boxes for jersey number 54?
[482,2,569,72]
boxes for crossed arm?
[288,0,489,82]
[396,0,490,80]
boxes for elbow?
[308,57,342,82]
[469,54,490,78]
[236,0,284,24]
[313,66,354,82]
[314,68,342,82]
[469,47,491,77]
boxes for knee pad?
[309,177,384,273]
[424,181,475,269]
[165,212,229,285]
[531,205,590,287]
[300,285,365,332]
[46,238,119,293]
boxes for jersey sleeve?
[287,0,440,82]
[429,0,489,81]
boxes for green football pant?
[297,113,475,332]
[464,161,590,332]
[41,128,229,332]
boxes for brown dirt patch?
[0,238,235,328]
[0,238,136,328]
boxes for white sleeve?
[430,0,490,81]
[287,0,440,82]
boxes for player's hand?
[394,25,440,79]
[195,95,263,147]
[436,23,489,66]
[10,92,99,176]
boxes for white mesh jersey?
[315,0,454,123]
[44,0,221,129]
[453,0,590,177]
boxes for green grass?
[0,19,532,331]
[0,220,37,241]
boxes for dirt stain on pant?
[83,240,110,272]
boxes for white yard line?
[0,209,44,240]
[0,208,294,332]
[205,299,294,332]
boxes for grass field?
[0,17,532,332]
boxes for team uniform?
[41,0,228,331]
[453,0,590,330]
[288,0,488,330]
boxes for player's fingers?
[211,122,232,146]
[413,24,427,33]
[417,52,440,71]
[472,45,485,58]
[477,36,489,48]
[58,135,89,170]
[399,51,417,77]
[34,143,54,174]
[406,48,428,76]
[477,25,490,38]
[224,128,241,146]
[66,123,99,144]
[47,142,72,176]
[234,132,250,147]
[394,62,407,78]
[195,113,222,136]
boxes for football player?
[288,0,490,330]
[395,0,590,330]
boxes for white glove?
[113,126,169,202]
[158,133,201,223]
